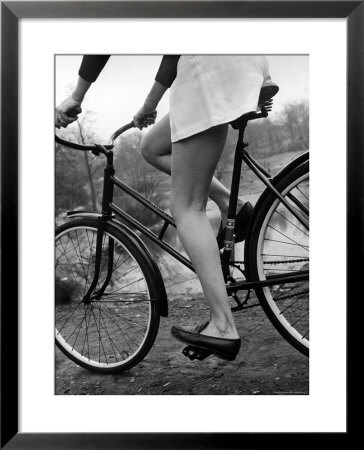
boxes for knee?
[170,196,206,225]
[140,134,156,165]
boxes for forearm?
[72,55,110,102]
[71,76,92,103]
[143,81,168,110]
[133,55,180,129]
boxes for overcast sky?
[55,55,308,141]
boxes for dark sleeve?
[155,55,180,88]
[78,55,111,82]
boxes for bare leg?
[170,125,239,339]
[141,114,246,225]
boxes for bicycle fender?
[65,212,169,317]
[244,153,309,242]
[110,218,169,317]
[244,159,309,278]
[249,154,309,228]
[66,211,101,219]
[273,151,309,185]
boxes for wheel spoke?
[55,223,158,373]
[273,209,309,237]
[92,302,138,355]
[267,225,309,252]
[56,301,85,334]
[290,311,309,327]
[250,164,309,356]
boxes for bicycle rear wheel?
[246,161,309,356]
[55,218,160,373]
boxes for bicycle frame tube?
[80,130,309,301]
[110,170,308,290]
[109,174,194,272]
[245,150,309,218]
[227,270,309,295]
[221,125,247,279]
[220,122,309,288]
[242,151,309,230]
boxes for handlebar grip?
[67,106,82,117]
[140,112,157,123]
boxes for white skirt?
[169,55,272,142]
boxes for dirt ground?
[55,293,308,396]
[55,150,308,395]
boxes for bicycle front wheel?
[55,218,160,373]
[246,161,309,356]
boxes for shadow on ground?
[56,294,309,395]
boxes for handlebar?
[55,120,136,154]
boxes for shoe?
[171,322,241,361]
[178,322,214,361]
[217,202,253,249]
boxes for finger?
[62,115,77,125]
[67,106,82,117]
[55,116,64,127]
[56,115,72,128]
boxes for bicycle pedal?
[182,345,213,361]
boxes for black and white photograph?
[2,0,357,443]
[55,54,309,396]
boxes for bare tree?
[281,100,309,149]
[56,111,103,213]
[113,130,168,228]
[75,117,99,211]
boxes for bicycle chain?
[234,288,309,311]
[234,258,309,266]
[230,258,309,311]
[272,288,309,302]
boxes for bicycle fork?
[83,149,115,304]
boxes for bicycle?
[55,88,309,374]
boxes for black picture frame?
[1,1,360,448]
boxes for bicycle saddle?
[258,82,279,105]
[230,82,279,129]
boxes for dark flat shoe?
[176,322,213,361]
[171,322,241,361]
[217,202,253,249]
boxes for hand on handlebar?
[133,105,157,130]
[55,96,82,128]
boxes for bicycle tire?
[246,160,309,356]
[55,218,161,373]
